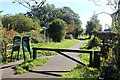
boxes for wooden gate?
[32,48,100,68]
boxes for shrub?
[48,19,67,42]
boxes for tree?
[48,19,67,42]
[86,13,102,36]
[2,13,41,33]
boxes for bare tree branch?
[13,0,47,10]
[38,0,47,7]
[88,0,101,6]
[18,2,31,9]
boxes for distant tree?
[2,13,41,33]
[48,19,67,42]
[86,13,102,36]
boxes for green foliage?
[61,64,100,79]
[2,13,41,33]
[14,58,49,74]
[15,66,28,74]
[48,19,67,42]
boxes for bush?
[48,19,67,42]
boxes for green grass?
[31,39,79,49]
[14,58,49,74]
[30,39,79,57]
[61,64,100,79]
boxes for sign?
[13,35,21,51]
[22,35,30,53]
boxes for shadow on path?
[1,64,18,69]
[29,70,70,77]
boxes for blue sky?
[0,0,114,30]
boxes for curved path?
[1,40,84,79]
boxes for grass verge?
[13,58,49,74]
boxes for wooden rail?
[32,47,100,68]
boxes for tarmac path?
[1,40,84,79]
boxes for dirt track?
[1,40,84,79]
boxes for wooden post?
[33,48,37,59]
[93,52,100,69]
[89,52,93,67]
[4,43,7,63]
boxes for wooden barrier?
[32,47,100,68]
